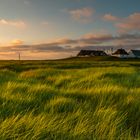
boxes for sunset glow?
[0,0,140,59]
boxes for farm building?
[77,50,107,57]
[128,50,140,58]
[112,48,128,58]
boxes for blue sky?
[0,0,140,59]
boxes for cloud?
[103,14,119,21]
[1,33,140,54]
[79,34,114,44]
[69,7,94,23]
[11,39,24,46]
[49,38,77,46]
[35,33,140,50]
[0,19,26,28]
[103,12,140,32]
[116,13,140,32]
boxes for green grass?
[0,58,140,139]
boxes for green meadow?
[0,57,140,140]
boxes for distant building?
[128,50,140,58]
[77,50,108,57]
[112,48,128,58]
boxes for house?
[112,48,128,58]
[128,50,140,58]
[77,50,107,57]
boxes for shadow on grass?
[0,88,140,138]
[100,72,140,88]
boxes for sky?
[0,0,140,60]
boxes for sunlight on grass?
[0,60,140,139]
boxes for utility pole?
[18,52,21,61]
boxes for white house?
[112,49,128,58]
[128,50,140,58]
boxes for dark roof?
[112,49,128,55]
[131,50,140,56]
[77,50,107,56]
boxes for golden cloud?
[103,12,140,32]
[0,19,26,28]
[103,14,119,21]
[116,13,140,32]
[11,39,24,45]
[69,7,94,23]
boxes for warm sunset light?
[0,0,140,59]
[0,1,140,139]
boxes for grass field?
[0,57,140,140]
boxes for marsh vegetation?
[0,57,140,139]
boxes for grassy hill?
[62,56,140,61]
[0,58,140,139]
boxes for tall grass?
[0,59,140,139]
